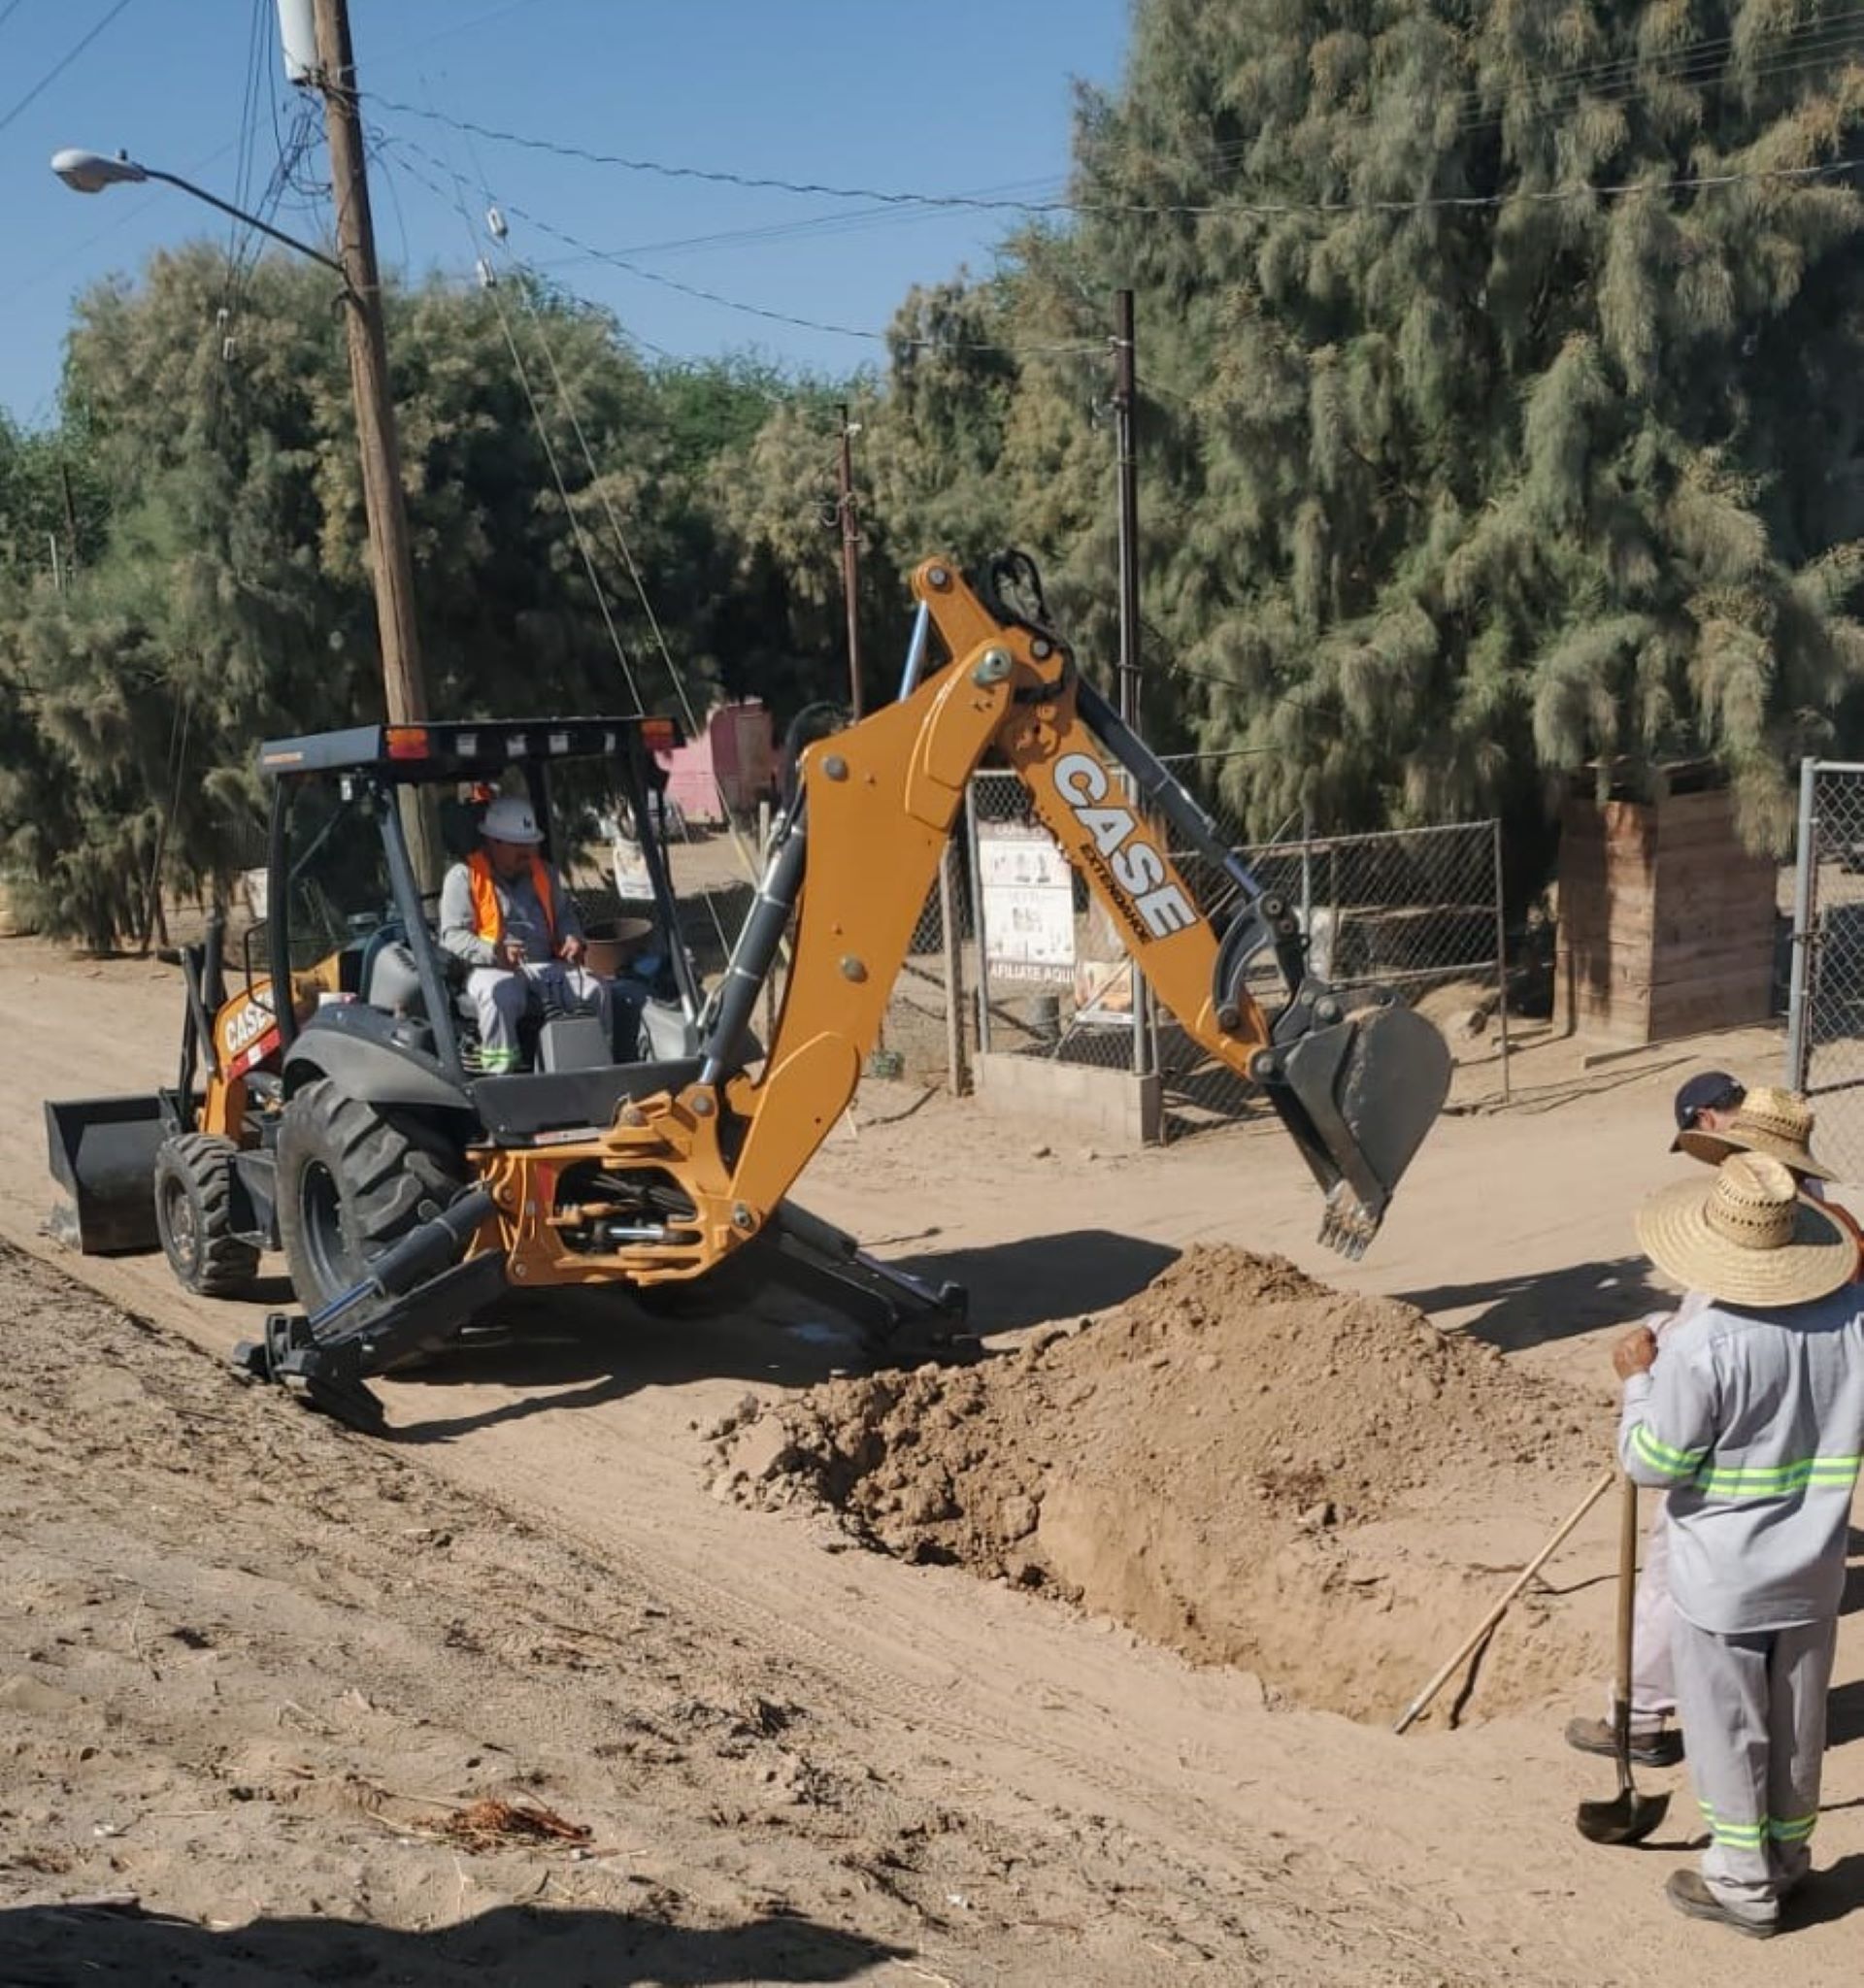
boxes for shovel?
[1577,1474,1671,1845]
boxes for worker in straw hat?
[1567,1080,1857,1772]
[1614,1151,1864,1936]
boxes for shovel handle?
[1394,1466,1616,1735]
[1608,1474,1641,1787]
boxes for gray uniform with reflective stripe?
[1619,1283,1864,1634]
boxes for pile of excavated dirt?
[708,1247,1611,1723]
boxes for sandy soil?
[1,934,1861,1984]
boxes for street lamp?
[50,138,440,885]
[50,148,346,278]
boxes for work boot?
[1563,1715,1683,1768]
[1664,1870,1777,1938]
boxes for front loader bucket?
[45,1094,166,1256]
[1271,996,1452,1259]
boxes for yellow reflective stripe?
[1631,1423,1708,1479]
[1699,1800,1814,1847]
[1693,1455,1861,1497]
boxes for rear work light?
[385,726,430,760]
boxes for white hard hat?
[480,795,544,845]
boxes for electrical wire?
[381,131,1107,355]
[382,117,1864,258]
[375,53,1864,219]
[0,0,134,137]
[415,141,649,717]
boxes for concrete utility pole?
[308,0,439,878]
[837,404,864,719]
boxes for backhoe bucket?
[1272,996,1452,1259]
[44,1094,166,1256]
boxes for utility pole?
[58,459,81,577]
[307,0,438,881]
[1113,288,1142,734]
[1112,290,1153,1086]
[837,404,864,719]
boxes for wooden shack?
[1555,766,1777,1046]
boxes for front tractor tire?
[153,1133,260,1298]
[276,1078,470,1317]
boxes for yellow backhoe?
[47,552,1450,1428]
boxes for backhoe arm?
[708,555,1450,1260]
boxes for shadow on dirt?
[0,1900,905,1986]
[1831,1679,1864,1745]
[890,1227,1179,1334]
[371,1228,1174,1443]
[1397,1254,1670,1350]
[1787,1849,1864,1931]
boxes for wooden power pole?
[837,404,864,719]
[309,0,438,880]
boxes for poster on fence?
[978,823,1076,980]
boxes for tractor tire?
[275,1077,470,1318]
[153,1133,260,1298]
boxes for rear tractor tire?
[153,1133,260,1298]
[275,1077,471,1318]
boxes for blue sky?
[3,0,1133,425]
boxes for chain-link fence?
[1785,760,1864,1181]
[650,806,963,1087]
[1157,809,1511,1134]
[965,759,1511,1135]
[664,746,1512,1120]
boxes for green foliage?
[14,0,1864,947]
[0,250,859,946]
[856,0,1864,851]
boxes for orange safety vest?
[466,849,556,947]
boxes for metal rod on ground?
[1393,1466,1615,1735]
[1492,816,1512,1106]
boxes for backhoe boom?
[695,554,1450,1262]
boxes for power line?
[375,62,1864,220]
[380,131,1106,357]
[0,0,27,32]
[0,0,134,138]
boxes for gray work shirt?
[1619,1282,1864,1632]
[438,858,582,968]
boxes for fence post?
[940,839,970,1096]
[1491,817,1512,1105]
[1785,757,1818,1090]
[964,779,992,1057]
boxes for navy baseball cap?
[1670,1071,1745,1149]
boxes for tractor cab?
[47,711,726,1302]
[253,714,702,1093]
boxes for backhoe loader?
[47,552,1451,1429]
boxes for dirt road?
[2,937,1859,1984]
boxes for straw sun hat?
[1676,1084,1835,1183]
[1637,1152,1854,1309]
